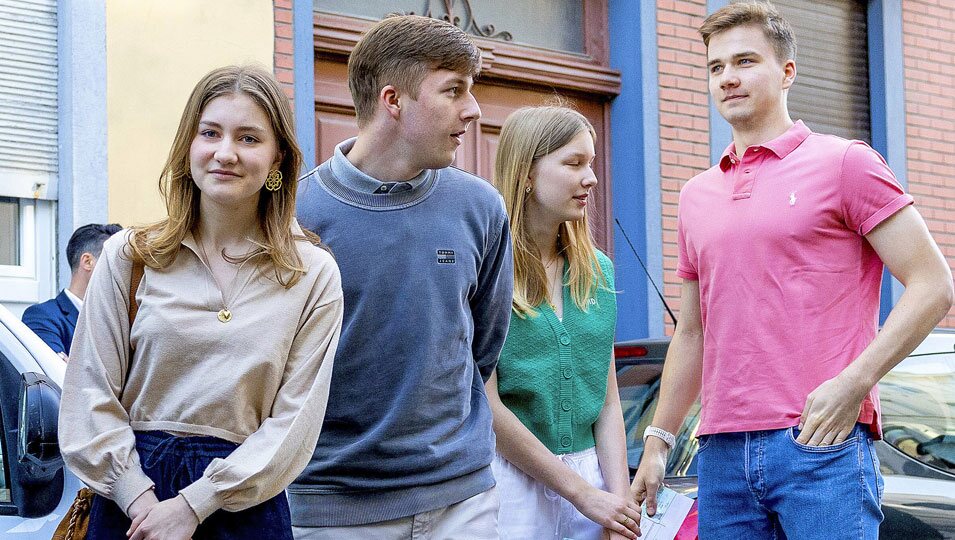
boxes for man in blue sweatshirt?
[292,14,513,539]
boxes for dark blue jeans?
[87,431,292,539]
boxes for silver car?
[0,305,82,537]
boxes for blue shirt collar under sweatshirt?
[328,138,434,205]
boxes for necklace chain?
[543,254,563,315]
[195,231,244,323]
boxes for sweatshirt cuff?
[178,475,223,523]
[112,466,155,516]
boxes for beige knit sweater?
[59,226,343,522]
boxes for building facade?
[1,0,952,335]
[0,0,274,316]
[298,0,955,336]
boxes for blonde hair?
[128,65,318,289]
[348,15,481,127]
[493,105,607,318]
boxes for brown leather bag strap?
[128,261,145,329]
[124,261,145,392]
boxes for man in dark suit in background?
[23,223,122,359]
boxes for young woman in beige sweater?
[59,66,343,540]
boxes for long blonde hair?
[493,106,607,317]
[128,65,317,288]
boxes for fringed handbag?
[50,487,93,540]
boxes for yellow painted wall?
[106,0,274,226]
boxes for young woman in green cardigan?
[488,106,642,540]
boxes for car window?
[879,351,955,475]
[617,362,703,477]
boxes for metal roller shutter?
[0,0,58,188]
[773,0,870,143]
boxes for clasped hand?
[126,490,198,540]
[572,484,643,539]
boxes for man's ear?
[80,252,96,272]
[380,85,402,120]
[782,59,796,90]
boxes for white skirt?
[492,446,609,540]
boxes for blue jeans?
[696,423,883,540]
[87,431,292,539]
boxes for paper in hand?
[638,487,695,540]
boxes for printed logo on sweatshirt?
[437,249,456,264]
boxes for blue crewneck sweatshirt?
[290,139,514,526]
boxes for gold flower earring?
[265,169,283,191]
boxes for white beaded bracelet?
[643,426,676,449]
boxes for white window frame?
[0,196,55,305]
[0,197,34,278]
[0,171,58,201]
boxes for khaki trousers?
[291,488,499,540]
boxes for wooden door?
[313,8,619,251]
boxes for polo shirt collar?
[331,137,429,193]
[719,120,811,171]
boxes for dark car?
[615,332,955,539]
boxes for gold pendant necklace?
[196,232,243,324]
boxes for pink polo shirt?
[677,121,912,438]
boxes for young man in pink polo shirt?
[630,2,954,539]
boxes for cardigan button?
[560,436,571,447]
[559,335,570,345]
[562,367,572,379]
[561,400,572,411]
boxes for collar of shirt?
[719,120,811,171]
[64,287,83,312]
[179,220,307,262]
[331,138,429,193]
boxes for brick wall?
[273,0,295,104]
[657,0,710,334]
[657,1,955,331]
[903,1,955,329]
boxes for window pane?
[880,352,955,475]
[316,0,584,53]
[317,0,442,19]
[0,197,19,266]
